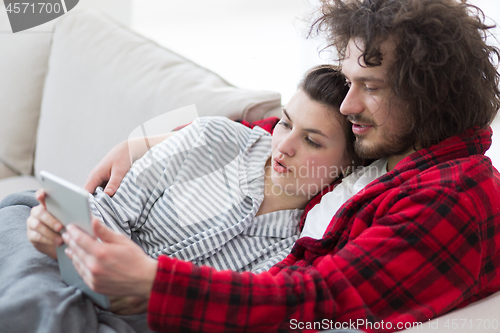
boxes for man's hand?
[26,189,64,259]
[83,140,133,196]
[83,133,175,196]
[63,218,158,298]
[109,296,149,315]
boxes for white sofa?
[0,9,282,200]
[0,9,498,333]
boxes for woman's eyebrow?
[283,109,328,138]
[282,108,291,120]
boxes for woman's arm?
[83,133,175,196]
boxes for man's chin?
[354,141,386,160]
[355,139,414,160]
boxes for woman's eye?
[278,120,291,129]
[305,137,321,148]
[366,86,378,92]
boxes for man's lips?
[273,158,290,173]
[351,122,374,135]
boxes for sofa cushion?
[402,290,500,332]
[0,176,40,202]
[0,7,54,178]
[35,10,281,187]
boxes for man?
[44,0,500,331]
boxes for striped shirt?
[89,117,302,273]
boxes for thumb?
[35,189,47,208]
[104,174,122,196]
[92,218,123,243]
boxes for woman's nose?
[277,134,296,157]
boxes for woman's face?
[271,89,350,198]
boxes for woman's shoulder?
[197,116,266,140]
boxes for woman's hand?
[26,189,64,260]
[63,218,158,298]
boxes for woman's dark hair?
[311,0,500,149]
[298,64,365,169]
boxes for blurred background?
[24,0,500,166]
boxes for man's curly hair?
[311,0,500,149]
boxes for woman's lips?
[273,158,290,173]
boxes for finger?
[109,296,129,313]
[109,296,148,315]
[103,173,123,196]
[65,246,95,291]
[64,224,98,255]
[31,205,64,233]
[27,216,64,246]
[91,218,123,243]
[27,224,57,246]
[35,189,46,208]
[83,171,108,194]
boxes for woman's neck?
[256,158,310,216]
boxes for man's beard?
[348,114,415,160]
[353,131,414,159]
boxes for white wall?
[469,0,500,167]
[130,0,323,104]
[0,0,132,27]
[74,0,131,26]
[128,0,500,167]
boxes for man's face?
[340,38,413,161]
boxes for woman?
[26,65,359,314]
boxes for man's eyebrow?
[282,109,328,138]
[345,74,386,83]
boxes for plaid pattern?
[236,117,280,134]
[148,126,500,333]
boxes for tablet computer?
[38,170,110,310]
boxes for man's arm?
[147,183,495,332]
[83,117,280,196]
[64,183,493,332]
[84,133,175,196]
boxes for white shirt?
[299,158,388,239]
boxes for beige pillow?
[0,9,54,178]
[35,10,281,186]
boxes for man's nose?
[340,86,363,115]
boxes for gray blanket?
[0,191,156,333]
